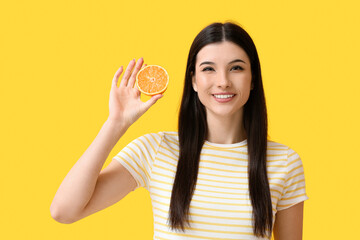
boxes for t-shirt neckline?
[204,138,247,148]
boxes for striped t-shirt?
[113,131,309,240]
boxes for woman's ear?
[191,72,198,92]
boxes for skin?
[192,41,305,239]
[192,41,253,144]
[273,202,304,240]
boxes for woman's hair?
[169,22,271,238]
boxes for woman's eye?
[202,67,214,72]
[231,65,243,71]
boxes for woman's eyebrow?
[229,59,246,64]
[199,61,214,66]
[199,59,246,67]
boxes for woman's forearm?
[50,119,127,222]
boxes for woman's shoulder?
[159,131,179,142]
[267,139,289,150]
[161,131,179,137]
[139,131,179,144]
[267,139,301,158]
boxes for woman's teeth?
[213,94,234,99]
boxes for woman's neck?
[206,110,246,144]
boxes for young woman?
[51,22,309,240]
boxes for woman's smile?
[192,41,252,118]
[212,93,236,103]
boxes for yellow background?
[1,0,359,239]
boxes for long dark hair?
[169,22,271,238]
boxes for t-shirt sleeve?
[112,132,163,191]
[276,147,309,211]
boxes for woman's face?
[192,41,253,120]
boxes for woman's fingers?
[113,58,146,89]
[127,57,144,87]
[141,94,163,113]
[112,66,123,88]
[119,59,136,87]
[134,63,147,93]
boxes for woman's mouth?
[212,94,236,102]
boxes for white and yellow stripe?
[113,132,309,240]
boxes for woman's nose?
[216,72,231,88]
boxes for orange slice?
[136,65,169,96]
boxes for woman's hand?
[108,58,163,128]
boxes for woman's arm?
[50,58,162,223]
[50,119,127,223]
[273,201,304,240]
